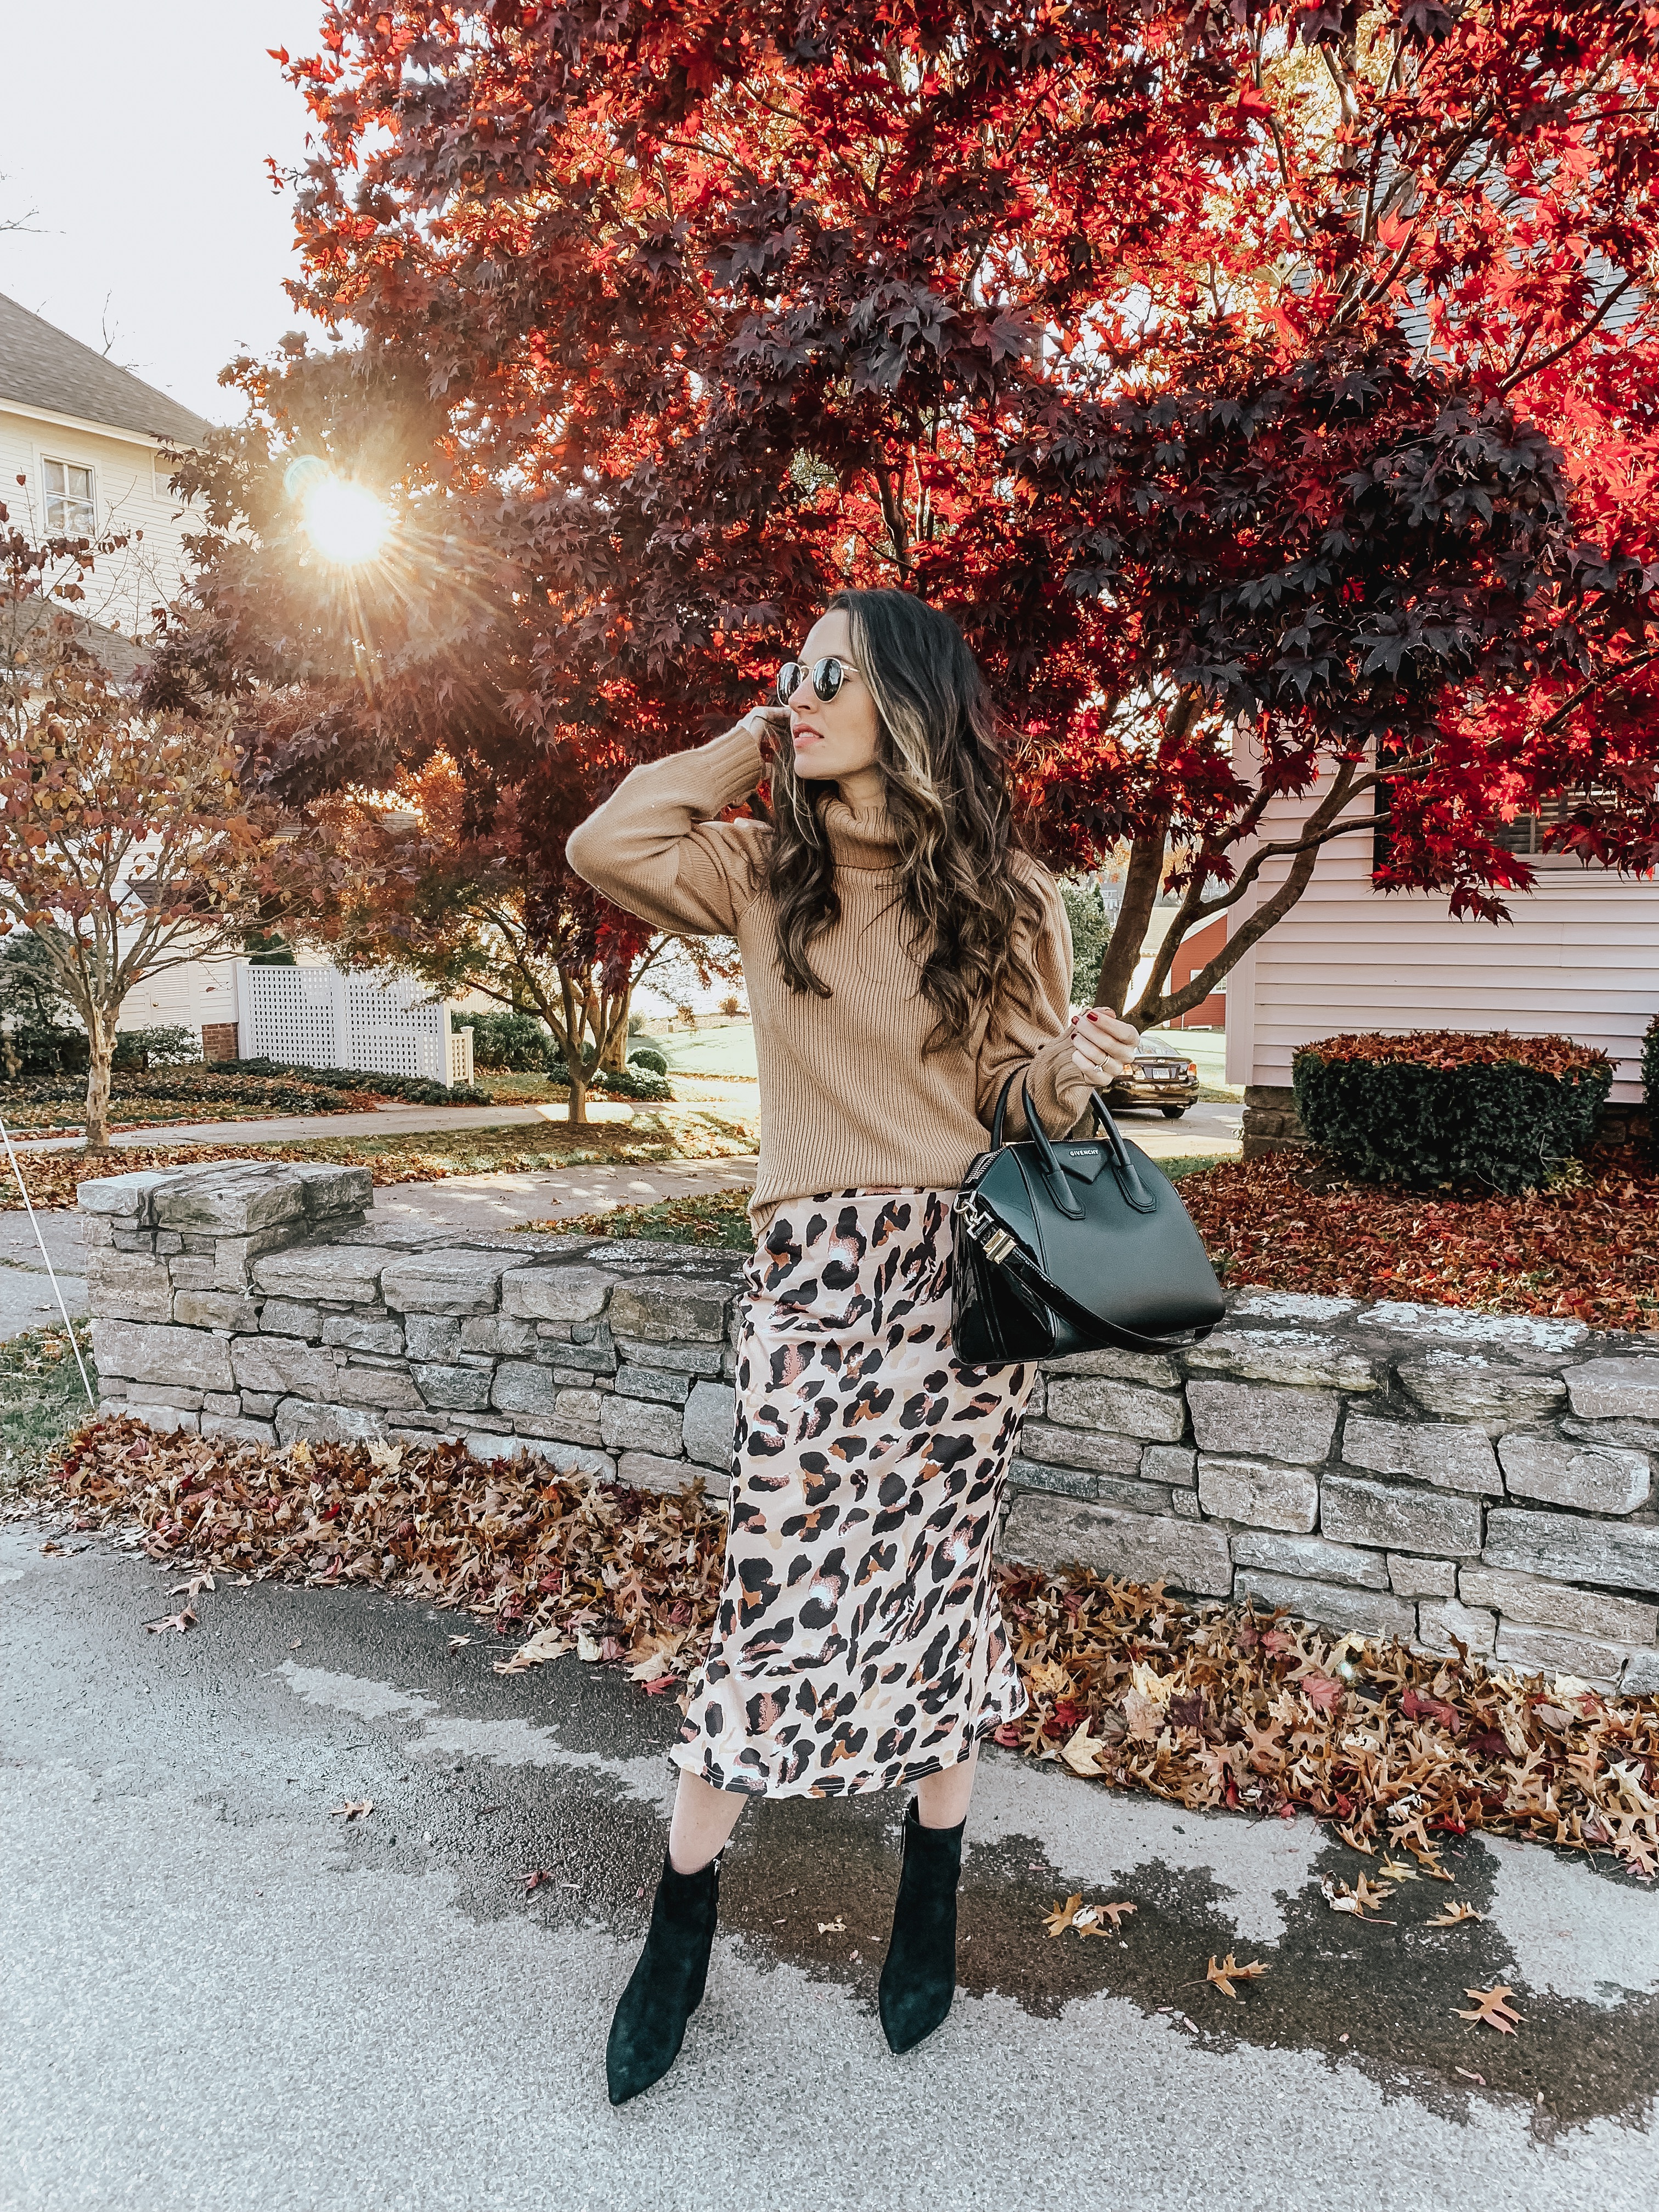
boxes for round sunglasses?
[776,655,862,707]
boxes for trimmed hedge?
[451,1009,558,1071]
[1292,1030,1612,1193]
[210,1059,496,1107]
[628,1045,669,1075]
[4,1025,90,1077]
[0,1062,498,1117]
[546,1058,673,1101]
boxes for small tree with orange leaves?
[310,753,737,1125]
[0,505,295,1149]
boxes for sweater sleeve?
[975,865,1092,1141]
[564,723,770,936]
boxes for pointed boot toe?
[605,1852,720,2104]
[878,1798,963,2055]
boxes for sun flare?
[303,477,392,566]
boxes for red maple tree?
[159,1,1659,1032]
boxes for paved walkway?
[5,1093,1241,1163]
[5,1099,645,1154]
[4,1523,1654,2212]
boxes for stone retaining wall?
[80,1159,1659,1695]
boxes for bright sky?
[0,2,332,425]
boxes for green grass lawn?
[535,1152,1210,1250]
[0,1322,97,1502]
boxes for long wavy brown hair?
[762,589,1047,1054]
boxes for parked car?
[1107,1048,1201,1118]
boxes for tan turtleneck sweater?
[565,722,1087,1234]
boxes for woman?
[566,587,1138,2103]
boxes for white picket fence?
[236,963,473,1087]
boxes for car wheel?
[1161,1104,1187,1119]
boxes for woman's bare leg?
[915,1737,979,1830]
[667,1769,751,1874]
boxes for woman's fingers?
[1068,1005,1139,1080]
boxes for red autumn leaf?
[1403,1686,1464,1733]
[1300,1673,1346,1712]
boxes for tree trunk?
[1093,818,1171,1015]
[82,1009,115,1153]
[601,986,630,1071]
[565,1062,590,1125]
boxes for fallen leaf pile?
[42,1419,1659,1878]
[1178,1145,1659,1331]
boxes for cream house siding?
[1224,777,1657,1103]
[117,951,243,1040]
[0,406,196,630]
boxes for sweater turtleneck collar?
[821,791,900,871]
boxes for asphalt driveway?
[3,1520,1654,2212]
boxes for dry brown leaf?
[1043,1894,1084,1938]
[144,1606,196,1634]
[817,1917,845,1934]
[1059,1720,1110,1776]
[1429,1900,1483,1927]
[1206,1951,1269,1999]
[494,1625,573,1676]
[1073,1900,1136,1936]
[1455,1984,1523,2034]
[329,1799,375,1821]
[1321,1876,1395,1922]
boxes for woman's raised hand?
[1063,1006,1140,1096]
[736,705,790,756]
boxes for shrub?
[1060,875,1110,1004]
[599,1062,672,1100]
[1644,1014,1658,1163]
[216,1058,495,1106]
[113,1024,200,1071]
[1293,1030,1612,1194]
[546,1058,673,1101]
[628,1045,669,1075]
[452,1009,557,1071]
[3,1024,89,1077]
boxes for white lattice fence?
[237,963,469,1086]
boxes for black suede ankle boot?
[878,1798,964,2055]
[605,1850,721,2106]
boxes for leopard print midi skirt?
[672,1187,1035,1799]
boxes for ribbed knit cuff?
[1024,1034,1094,1139]
[696,721,767,812]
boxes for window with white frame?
[153,453,173,500]
[43,458,95,537]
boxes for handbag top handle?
[988,1068,1157,1215]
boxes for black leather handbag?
[951,1070,1226,1363]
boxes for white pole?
[0,1115,95,1407]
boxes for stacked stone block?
[1002,1286,1659,1694]
[82,1159,740,1493]
[80,1161,1659,1694]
